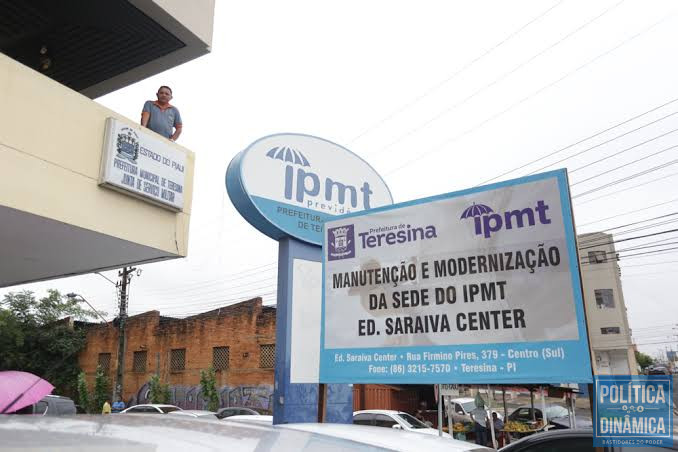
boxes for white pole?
[446,395,453,436]
[571,392,577,428]
[487,385,497,449]
[540,386,548,429]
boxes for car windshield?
[396,413,429,429]
[160,406,181,413]
[461,401,476,413]
[546,406,569,418]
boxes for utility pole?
[114,266,136,402]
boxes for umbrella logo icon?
[265,146,311,167]
[460,202,494,237]
[460,202,494,220]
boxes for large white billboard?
[320,169,592,384]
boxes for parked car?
[0,414,492,451]
[167,410,217,419]
[226,415,273,424]
[120,404,182,414]
[216,407,262,419]
[11,395,76,416]
[507,404,591,429]
[648,366,671,375]
[499,428,678,451]
[353,409,452,438]
[448,397,504,424]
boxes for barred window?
[213,346,230,371]
[595,289,615,309]
[259,344,275,369]
[170,348,186,372]
[133,351,147,373]
[601,327,620,335]
[98,353,111,373]
[588,251,607,264]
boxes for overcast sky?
[4,0,678,360]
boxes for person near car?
[102,400,112,415]
[470,394,488,446]
[488,411,505,447]
[140,86,182,141]
[112,399,125,413]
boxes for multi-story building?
[579,232,638,375]
[0,1,214,288]
[78,297,276,411]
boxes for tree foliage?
[200,367,219,412]
[148,374,171,404]
[635,351,654,370]
[92,365,110,413]
[0,290,101,398]
[77,371,91,413]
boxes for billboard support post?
[272,238,353,425]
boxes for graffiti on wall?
[130,382,273,412]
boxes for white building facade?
[579,232,638,375]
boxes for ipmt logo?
[460,201,552,238]
[327,225,355,261]
[265,146,373,214]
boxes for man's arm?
[170,124,182,141]
[141,111,150,127]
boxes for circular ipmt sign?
[226,133,393,245]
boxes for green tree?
[92,365,110,413]
[200,367,219,412]
[635,351,654,370]
[0,290,101,398]
[77,371,91,413]
[148,374,171,404]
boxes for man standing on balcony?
[141,86,182,141]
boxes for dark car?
[217,407,262,419]
[12,395,76,416]
[499,429,678,452]
[507,404,591,429]
[648,366,671,375]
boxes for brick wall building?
[79,297,276,412]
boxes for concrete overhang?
[0,205,177,288]
[0,0,214,98]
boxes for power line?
[371,0,625,159]
[576,198,678,227]
[478,98,678,185]
[527,122,678,175]
[134,262,276,295]
[580,230,678,254]
[572,158,678,198]
[384,12,671,176]
[570,142,678,186]
[574,170,678,205]
[348,1,564,144]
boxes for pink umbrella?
[0,371,54,414]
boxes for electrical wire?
[573,170,678,205]
[570,142,678,186]
[573,158,678,198]
[576,198,678,227]
[478,98,678,185]
[348,1,564,144]
[384,12,672,176]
